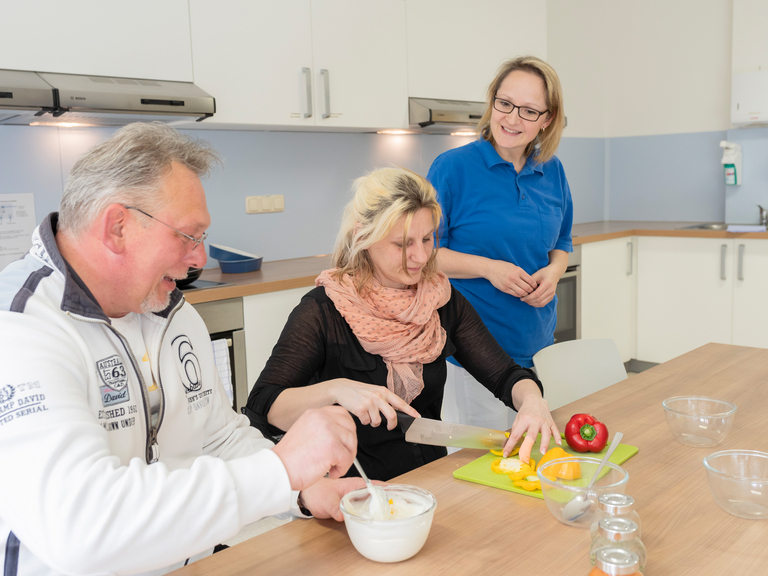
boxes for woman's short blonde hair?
[332,167,442,292]
[477,55,565,165]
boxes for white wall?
[548,0,732,138]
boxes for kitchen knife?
[396,413,508,451]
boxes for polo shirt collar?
[475,138,545,175]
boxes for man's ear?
[100,204,129,255]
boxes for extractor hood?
[409,97,485,134]
[0,68,215,126]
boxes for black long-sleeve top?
[244,285,542,481]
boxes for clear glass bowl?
[662,396,736,447]
[339,484,436,562]
[536,457,629,528]
[703,450,768,519]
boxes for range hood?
[0,68,215,126]
[409,97,485,134]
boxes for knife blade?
[397,413,508,451]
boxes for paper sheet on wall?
[0,193,36,272]
[212,338,234,406]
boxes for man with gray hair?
[0,122,363,575]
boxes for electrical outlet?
[246,195,285,214]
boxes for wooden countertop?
[184,222,768,303]
[170,343,768,575]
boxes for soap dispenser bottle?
[720,141,742,185]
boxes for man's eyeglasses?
[493,97,548,122]
[124,206,208,250]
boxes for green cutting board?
[453,434,638,500]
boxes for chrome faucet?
[760,204,768,227]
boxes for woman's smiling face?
[367,208,435,289]
[490,70,552,165]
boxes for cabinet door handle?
[738,244,745,281]
[320,69,331,119]
[720,244,727,280]
[302,67,313,118]
[626,241,633,275]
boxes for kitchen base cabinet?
[732,239,768,348]
[580,237,637,363]
[243,287,312,393]
[637,237,734,364]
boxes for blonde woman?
[245,168,558,481]
[427,56,573,433]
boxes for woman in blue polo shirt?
[427,55,572,432]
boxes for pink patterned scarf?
[316,269,451,403]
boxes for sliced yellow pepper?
[489,432,517,457]
[513,475,542,491]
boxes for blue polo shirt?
[427,138,573,367]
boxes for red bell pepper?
[565,413,609,453]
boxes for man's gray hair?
[58,122,221,235]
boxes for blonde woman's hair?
[477,56,565,164]
[332,167,442,293]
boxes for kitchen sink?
[677,223,729,230]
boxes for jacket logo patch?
[97,355,130,406]
[172,335,202,393]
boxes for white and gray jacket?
[0,213,298,576]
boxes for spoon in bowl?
[353,457,389,520]
[562,432,624,523]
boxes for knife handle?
[396,411,415,434]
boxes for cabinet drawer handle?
[738,244,745,281]
[320,69,331,119]
[720,244,727,280]
[627,241,633,276]
[302,67,312,118]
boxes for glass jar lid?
[597,517,639,541]
[597,493,635,515]
[595,548,640,575]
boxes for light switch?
[246,194,285,214]
[246,196,261,213]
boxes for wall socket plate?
[246,195,284,214]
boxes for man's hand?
[300,477,375,521]
[272,406,358,491]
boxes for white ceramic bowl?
[703,450,768,519]
[339,484,436,563]
[662,396,737,447]
[537,457,629,528]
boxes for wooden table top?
[170,343,768,575]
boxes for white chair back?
[532,338,628,411]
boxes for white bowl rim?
[340,484,437,524]
[662,395,737,417]
[536,456,629,492]
[703,449,768,482]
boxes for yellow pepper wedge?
[538,447,581,481]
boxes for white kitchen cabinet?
[189,0,408,129]
[243,287,312,393]
[405,0,547,102]
[637,237,734,364]
[732,239,768,348]
[580,237,638,363]
[0,0,193,81]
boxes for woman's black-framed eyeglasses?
[493,97,548,122]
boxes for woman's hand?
[520,265,560,307]
[504,380,560,463]
[485,260,538,298]
[328,378,420,430]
